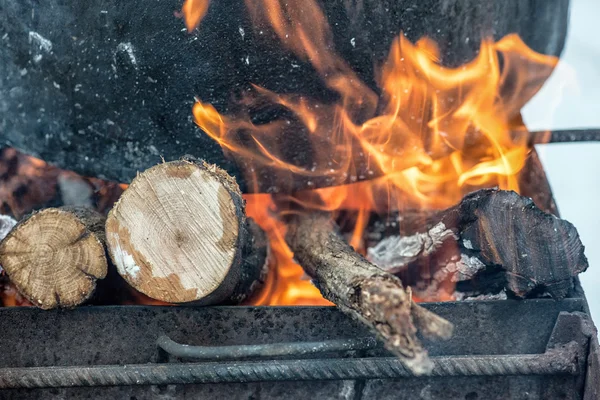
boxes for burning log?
[368,189,588,299]
[0,207,108,309]
[286,213,453,375]
[105,159,268,305]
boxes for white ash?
[447,254,486,283]
[107,232,141,280]
[112,42,138,73]
[414,254,486,299]
[454,290,508,301]
[28,31,53,53]
[0,215,17,274]
[0,215,17,241]
[58,174,94,207]
[367,222,456,272]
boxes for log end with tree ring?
[105,159,263,304]
[0,207,108,309]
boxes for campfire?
[0,0,598,398]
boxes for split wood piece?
[0,207,108,309]
[286,213,453,375]
[368,189,588,299]
[105,159,268,305]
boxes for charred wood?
[366,189,588,299]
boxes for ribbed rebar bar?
[0,347,578,389]
[157,336,379,360]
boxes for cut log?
[286,213,453,375]
[0,207,108,309]
[367,189,588,299]
[105,158,268,304]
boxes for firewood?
[368,189,588,299]
[105,158,268,304]
[0,207,108,309]
[286,213,453,375]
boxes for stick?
[0,207,108,309]
[286,213,452,375]
[105,158,268,304]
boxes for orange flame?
[242,195,332,306]
[181,0,210,32]
[191,1,557,305]
[0,276,32,307]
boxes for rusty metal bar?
[0,346,579,389]
[157,336,378,360]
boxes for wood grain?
[106,159,267,304]
[0,207,107,309]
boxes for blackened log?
[0,0,567,192]
[286,213,453,375]
[367,189,588,299]
[518,147,558,216]
[443,189,587,298]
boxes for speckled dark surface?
[0,0,569,192]
[0,300,584,368]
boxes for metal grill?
[0,298,597,399]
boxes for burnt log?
[0,207,108,309]
[286,212,453,375]
[105,159,268,304]
[367,189,588,299]
[0,0,568,192]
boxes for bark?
[286,213,452,375]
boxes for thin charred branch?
[105,158,268,305]
[367,189,588,299]
[286,213,453,375]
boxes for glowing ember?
[191,1,558,305]
[0,277,32,307]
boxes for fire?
[181,0,210,32]
[190,1,557,305]
[0,276,32,307]
[242,194,332,306]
